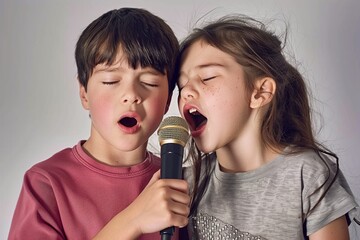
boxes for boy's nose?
[122,85,142,104]
[122,94,141,104]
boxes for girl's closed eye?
[202,76,217,82]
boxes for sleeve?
[302,156,359,236]
[8,169,65,240]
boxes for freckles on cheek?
[206,85,220,96]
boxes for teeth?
[189,108,198,114]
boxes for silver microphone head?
[158,116,190,147]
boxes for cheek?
[205,86,222,107]
[157,91,169,108]
[205,84,220,96]
[89,94,113,119]
[206,87,243,120]
[148,94,168,119]
[154,102,167,116]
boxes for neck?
[216,119,280,173]
[82,137,147,167]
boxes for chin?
[195,142,214,154]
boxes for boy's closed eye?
[141,81,159,87]
[102,81,119,85]
[139,72,164,88]
[102,80,160,87]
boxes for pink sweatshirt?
[9,141,178,239]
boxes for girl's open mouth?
[184,107,207,132]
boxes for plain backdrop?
[1,0,359,239]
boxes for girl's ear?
[250,77,276,109]
[79,82,90,110]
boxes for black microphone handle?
[160,143,184,239]
[160,144,183,179]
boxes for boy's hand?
[129,170,190,235]
[92,170,190,240]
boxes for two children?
[9,7,359,240]
[9,8,189,240]
[177,15,359,239]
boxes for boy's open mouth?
[118,117,138,128]
[185,107,207,131]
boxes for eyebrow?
[197,63,225,69]
[93,65,164,76]
[140,68,164,75]
[93,65,119,74]
[180,62,225,76]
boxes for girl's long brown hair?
[177,15,339,218]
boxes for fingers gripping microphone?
[158,116,189,240]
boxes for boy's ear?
[79,82,90,110]
[250,77,276,109]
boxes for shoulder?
[284,148,337,180]
[26,145,77,180]
[272,148,339,200]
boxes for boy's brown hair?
[75,7,179,94]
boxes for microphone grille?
[158,116,189,147]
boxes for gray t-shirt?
[184,149,359,240]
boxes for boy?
[9,8,189,240]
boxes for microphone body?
[160,144,184,238]
[157,116,189,240]
[160,144,183,179]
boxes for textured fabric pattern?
[185,149,359,240]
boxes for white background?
[1,0,359,239]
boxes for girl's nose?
[180,81,198,101]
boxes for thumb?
[145,170,161,187]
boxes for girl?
[177,15,359,239]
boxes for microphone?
[157,116,189,240]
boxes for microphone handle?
[161,230,173,240]
[160,144,183,179]
[160,143,184,239]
